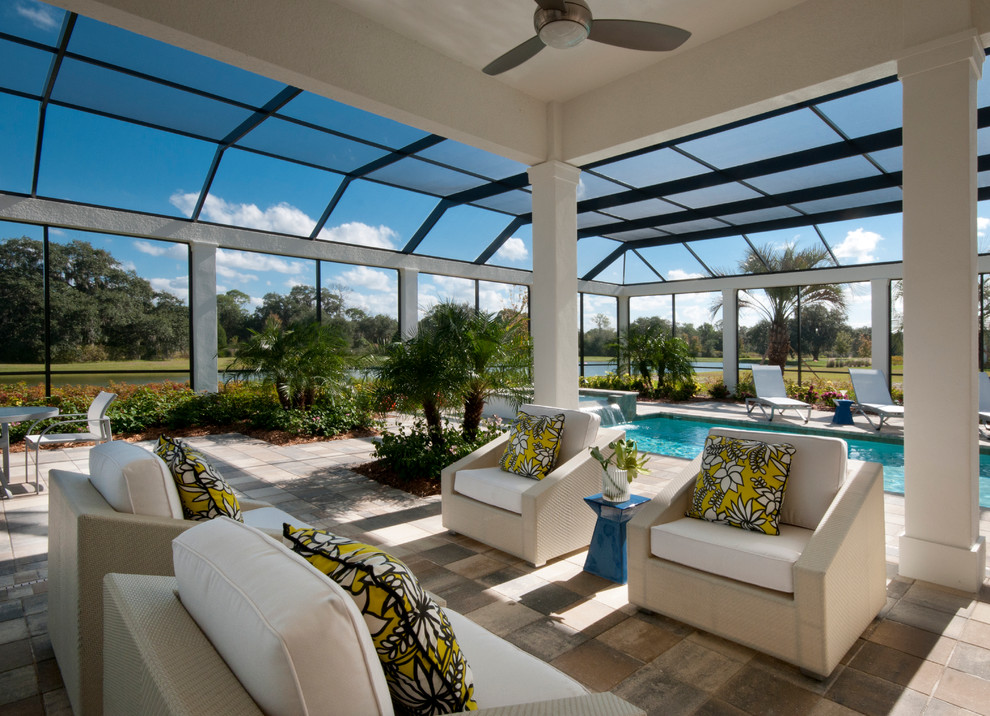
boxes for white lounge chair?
[849,368,904,430]
[745,365,811,423]
[979,373,990,436]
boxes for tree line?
[0,236,398,364]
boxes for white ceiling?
[330,0,810,102]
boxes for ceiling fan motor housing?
[534,0,592,49]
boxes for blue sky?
[2,0,988,335]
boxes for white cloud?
[668,268,704,281]
[494,237,528,262]
[149,276,189,302]
[340,265,394,293]
[16,2,58,29]
[978,216,990,237]
[133,240,186,259]
[119,260,137,272]
[169,192,316,236]
[319,222,398,250]
[832,228,882,264]
[216,248,306,276]
[346,290,398,318]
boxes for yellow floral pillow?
[283,525,477,715]
[498,411,565,479]
[154,436,242,522]
[685,435,795,535]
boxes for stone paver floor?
[2,409,990,715]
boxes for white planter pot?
[602,465,631,503]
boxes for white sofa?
[442,404,623,566]
[102,518,645,716]
[627,427,887,678]
[49,440,304,716]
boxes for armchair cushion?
[519,404,599,463]
[707,427,846,529]
[88,441,183,519]
[283,525,476,716]
[172,518,394,716]
[453,466,534,514]
[499,411,564,479]
[685,435,795,535]
[650,518,813,593]
[154,436,243,522]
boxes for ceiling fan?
[483,0,691,76]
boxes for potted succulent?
[590,438,651,503]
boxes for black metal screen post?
[579,292,585,378]
[315,260,322,323]
[43,227,51,397]
[888,280,894,384]
[671,294,677,338]
[980,274,985,372]
[796,291,802,386]
[474,280,480,313]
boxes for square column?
[528,160,581,408]
[898,30,985,591]
[617,295,630,375]
[398,267,419,339]
[189,242,218,393]
[721,289,738,393]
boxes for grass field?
[0,357,237,373]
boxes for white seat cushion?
[242,506,310,531]
[88,441,183,519]
[444,609,587,708]
[454,466,534,514]
[172,518,393,716]
[651,518,813,593]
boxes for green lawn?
[0,357,237,373]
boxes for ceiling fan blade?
[534,0,567,11]
[588,19,691,52]
[483,35,546,75]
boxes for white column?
[898,30,985,591]
[528,160,581,408]
[617,295,630,375]
[189,242,218,393]
[398,267,419,340]
[870,278,890,374]
[721,289,738,393]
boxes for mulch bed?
[350,459,441,498]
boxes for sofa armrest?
[103,573,264,716]
[238,498,273,511]
[464,693,644,715]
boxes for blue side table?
[832,398,855,425]
[583,493,650,584]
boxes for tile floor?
[2,407,990,715]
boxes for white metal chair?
[849,368,904,430]
[25,390,116,486]
[745,365,811,422]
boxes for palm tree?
[617,321,694,395]
[419,301,532,441]
[714,243,846,369]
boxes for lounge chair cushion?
[444,609,588,707]
[708,428,846,530]
[454,466,534,514]
[685,435,795,535]
[651,518,813,593]
[155,435,243,522]
[172,518,394,716]
[88,441,183,518]
[283,526,477,715]
[499,411,564,479]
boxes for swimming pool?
[620,414,990,509]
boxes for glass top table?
[0,406,59,498]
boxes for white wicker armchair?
[442,404,623,567]
[626,427,887,679]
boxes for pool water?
[621,415,990,509]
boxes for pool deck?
[3,407,990,714]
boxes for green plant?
[707,379,731,400]
[372,418,504,482]
[590,438,651,483]
[616,324,695,395]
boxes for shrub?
[706,379,732,400]
[665,379,697,402]
[372,418,505,482]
